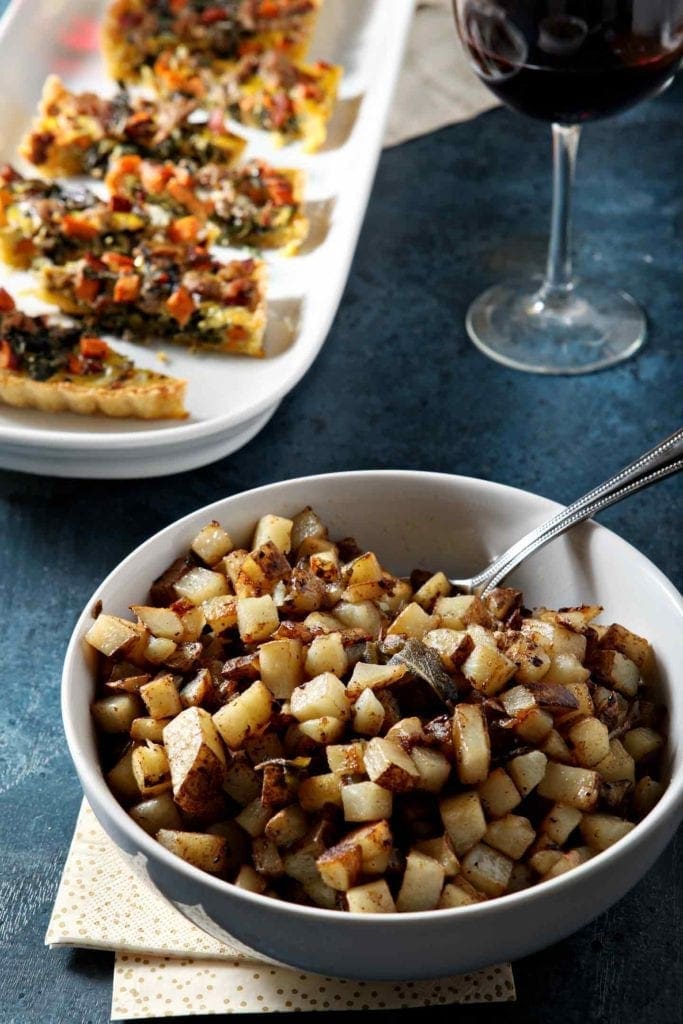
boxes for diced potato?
[235,797,272,837]
[163,707,226,817]
[507,862,534,893]
[537,762,600,810]
[352,688,385,736]
[305,633,348,678]
[623,727,663,762]
[551,605,602,630]
[253,513,294,554]
[221,549,248,589]
[452,703,490,784]
[105,669,151,694]
[484,814,536,859]
[264,804,309,847]
[554,680,594,727]
[237,542,292,598]
[434,595,491,629]
[332,599,383,637]
[462,644,517,696]
[386,602,438,639]
[414,835,460,876]
[439,792,487,857]
[423,628,474,671]
[131,742,172,797]
[600,623,651,671]
[106,746,140,802]
[568,717,610,767]
[478,768,521,818]
[413,572,451,610]
[326,741,367,775]
[500,685,536,717]
[516,707,554,744]
[303,611,343,632]
[342,781,393,822]
[540,848,584,881]
[345,819,393,874]
[85,614,139,657]
[179,606,206,642]
[346,661,407,700]
[363,737,420,792]
[438,882,482,908]
[91,693,142,734]
[296,716,346,745]
[344,551,384,586]
[316,840,363,891]
[191,521,233,565]
[309,548,340,582]
[632,776,664,819]
[213,681,273,750]
[174,566,228,606]
[234,864,268,893]
[540,803,583,845]
[201,595,238,634]
[236,595,279,644]
[543,653,590,688]
[298,773,342,811]
[592,650,640,698]
[346,880,396,914]
[223,755,260,806]
[258,638,304,699]
[140,674,183,720]
[580,813,636,851]
[461,843,513,898]
[129,793,183,836]
[131,605,183,641]
[144,636,178,665]
[157,829,229,875]
[179,668,214,709]
[507,750,547,797]
[505,636,551,684]
[385,716,425,747]
[529,848,563,875]
[251,834,285,878]
[290,672,350,722]
[130,716,170,742]
[540,728,573,763]
[411,746,451,793]
[396,851,445,912]
[594,738,635,783]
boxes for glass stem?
[541,122,582,302]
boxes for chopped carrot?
[0,287,16,312]
[62,214,100,240]
[113,274,141,303]
[0,339,18,369]
[258,1,281,16]
[74,275,100,304]
[102,252,134,272]
[165,285,195,327]
[80,336,109,359]
[168,215,201,243]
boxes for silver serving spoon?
[450,427,683,596]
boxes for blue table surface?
[0,2,681,1022]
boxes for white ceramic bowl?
[62,471,683,980]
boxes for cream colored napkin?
[384,0,498,147]
[46,803,515,1019]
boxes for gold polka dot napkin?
[45,802,515,1018]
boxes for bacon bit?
[74,274,100,303]
[0,339,18,370]
[109,194,132,213]
[102,252,134,271]
[223,278,252,306]
[168,215,201,244]
[80,336,109,359]
[113,274,141,303]
[140,161,174,195]
[62,214,100,240]
[0,288,16,312]
[165,286,195,327]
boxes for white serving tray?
[0,0,415,478]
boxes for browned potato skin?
[88,509,666,914]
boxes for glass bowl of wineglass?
[452,1,683,373]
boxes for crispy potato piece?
[175,567,229,606]
[316,841,363,891]
[396,850,445,912]
[163,707,227,818]
[478,768,521,819]
[439,792,487,857]
[290,672,350,722]
[191,522,233,565]
[131,742,172,797]
[346,880,396,914]
[140,674,183,720]
[461,843,513,898]
[342,781,392,822]
[537,762,600,811]
[352,688,385,736]
[298,773,342,811]
[363,737,419,792]
[157,829,229,875]
[452,703,490,784]
[580,814,635,851]
[507,750,547,797]
[86,614,140,657]
[259,638,305,698]
[213,681,273,750]
[92,693,142,733]
[484,814,536,860]
[130,793,183,836]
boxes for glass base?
[466,278,647,375]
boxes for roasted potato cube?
[234,864,268,892]
[174,567,228,606]
[346,661,407,700]
[537,762,600,810]
[439,792,487,857]
[342,820,393,874]
[632,776,664,819]
[505,636,551,684]
[600,623,651,671]
[264,804,309,847]
[540,803,583,845]
[140,674,183,720]
[296,716,346,745]
[507,750,547,797]
[235,797,272,837]
[258,638,305,699]
[580,813,635,851]
[386,602,438,639]
[131,742,172,797]
[514,707,554,744]
[326,741,367,775]
[568,717,611,767]
[201,595,238,634]
[223,754,261,806]
[130,716,170,742]
[131,605,183,640]
[594,738,636,783]
[434,595,492,629]
[252,835,285,877]
[92,693,142,734]
[298,772,343,811]
[236,595,279,644]
[411,746,451,793]
[253,514,294,554]
[334,599,383,637]
[414,835,460,876]
[213,681,273,750]
[290,673,350,722]
[163,707,227,818]
[85,614,140,657]
[342,781,393,822]
[290,506,327,552]
[237,541,292,598]
[540,728,573,763]
[191,521,233,565]
[144,636,178,665]
[363,737,420,792]
[543,653,591,689]
[396,850,446,912]
[623,727,663,762]
[484,814,535,860]
[129,793,183,836]
[346,879,396,914]
[352,688,385,736]
[423,628,474,671]
[478,768,522,818]
[179,668,214,709]
[452,703,490,784]
[157,829,229,875]
[106,746,140,802]
[461,843,513,897]
[438,881,483,908]
[592,650,640,698]
[462,643,517,696]
[316,840,363,891]
[413,572,451,610]
[305,633,348,678]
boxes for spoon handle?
[469,427,683,596]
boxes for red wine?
[454,1,683,123]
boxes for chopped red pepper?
[80,337,109,359]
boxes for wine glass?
[452,1,683,374]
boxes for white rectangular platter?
[0,0,415,477]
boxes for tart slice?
[102,0,322,82]
[105,154,308,251]
[0,290,187,419]
[19,76,246,179]
[40,244,267,357]
[154,48,341,151]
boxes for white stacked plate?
[0,0,415,477]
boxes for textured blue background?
[0,0,681,1021]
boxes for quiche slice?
[105,154,308,251]
[102,0,322,82]
[39,243,267,357]
[153,48,341,151]
[0,290,187,419]
[19,75,246,179]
